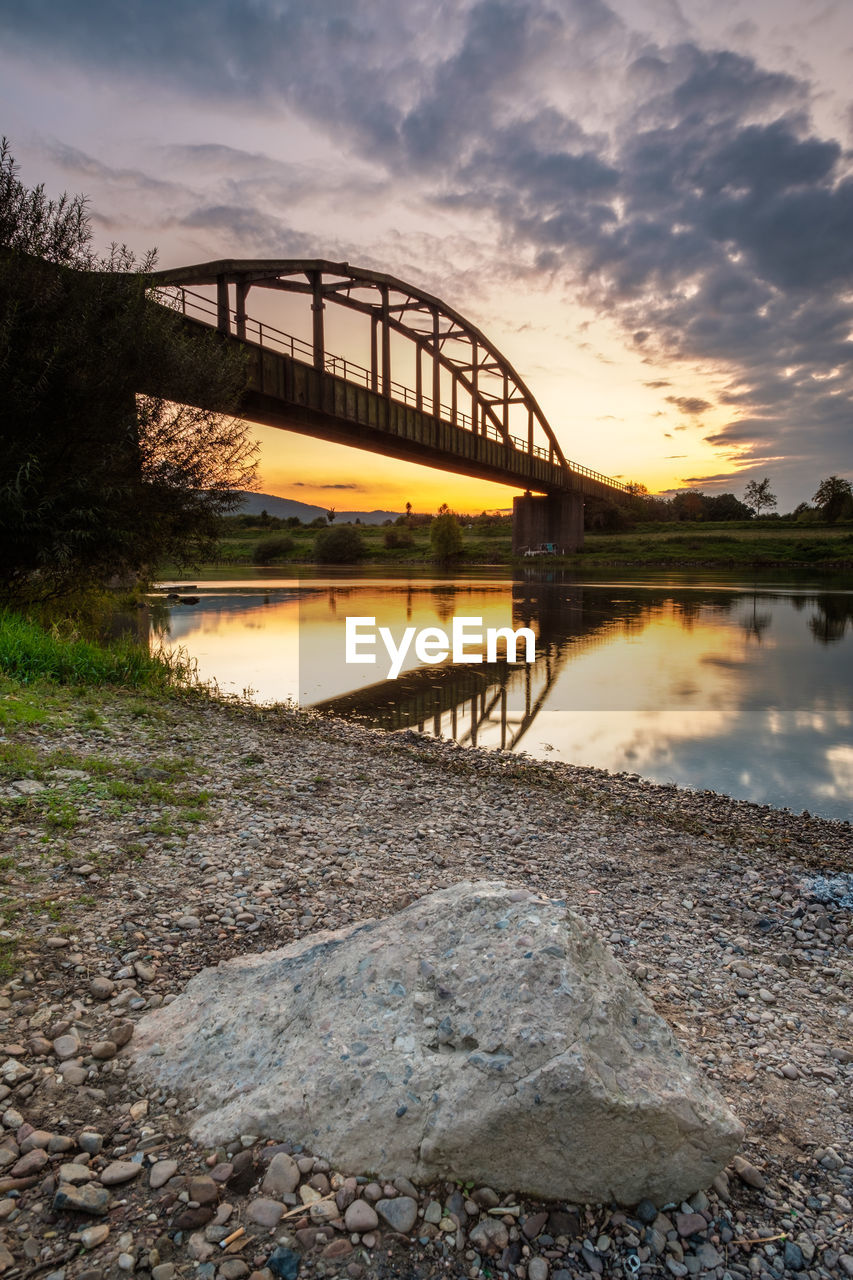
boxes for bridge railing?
[153,285,630,494]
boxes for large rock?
[130,881,743,1204]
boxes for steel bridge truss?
[152,259,629,495]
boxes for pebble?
[88,977,115,1000]
[1,670,851,1280]
[261,1152,299,1197]
[52,1034,80,1060]
[344,1199,379,1232]
[53,1183,111,1215]
[79,1224,110,1248]
[149,1159,179,1188]
[247,1198,284,1227]
[100,1160,142,1185]
[376,1195,418,1233]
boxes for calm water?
[152,571,853,821]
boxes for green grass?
[0,610,197,690]
[156,516,853,573]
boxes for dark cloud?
[666,395,712,415]
[292,482,361,490]
[1,0,851,492]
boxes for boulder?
[131,881,743,1204]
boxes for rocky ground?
[0,686,851,1280]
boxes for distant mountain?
[233,491,401,525]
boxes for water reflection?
[152,575,853,820]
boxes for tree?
[314,525,365,563]
[430,508,463,560]
[405,501,412,525]
[0,139,256,602]
[813,476,853,523]
[704,492,752,521]
[743,478,777,517]
[326,507,336,524]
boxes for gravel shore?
[1,690,851,1280]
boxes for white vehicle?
[523,542,558,557]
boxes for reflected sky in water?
[153,574,853,820]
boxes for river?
[151,568,853,821]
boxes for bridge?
[151,259,632,551]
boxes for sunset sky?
[1,0,851,513]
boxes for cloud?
[666,395,713,415]
[292,482,362,490]
[2,0,852,496]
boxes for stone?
[149,1159,178,1189]
[89,977,115,1001]
[188,1175,219,1205]
[78,1132,103,1155]
[731,1155,765,1189]
[53,1183,111,1215]
[10,1148,48,1177]
[151,1268,175,1280]
[635,1199,657,1225]
[219,1262,249,1279]
[20,1129,52,1152]
[58,1163,95,1183]
[469,1218,509,1253]
[262,1152,299,1197]
[53,1034,80,1061]
[79,1224,110,1248]
[376,1196,418,1233]
[266,1247,300,1279]
[528,1260,549,1280]
[674,1212,706,1237]
[110,1022,134,1049]
[131,883,743,1205]
[90,1041,117,1060]
[247,1198,284,1228]
[344,1199,379,1232]
[100,1161,142,1185]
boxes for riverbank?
[170,519,853,575]
[1,670,851,1279]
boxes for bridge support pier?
[512,490,584,555]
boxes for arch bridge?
[151,259,631,551]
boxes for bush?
[253,535,294,564]
[314,526,366,563]
[383,529,414,549]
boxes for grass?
[0,611,222,980]
[156,516,853,573]
[0,609,197,690]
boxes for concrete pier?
[512,490,584,555]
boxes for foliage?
[584,494,632,531]
[253,535,295,563]
[314,525,366,563]
[430,510,463,559]
[743,477,777,517]
[0,610,196,690]
[0,139,256,603]
[383,528,414,549]
[813,475,853,523]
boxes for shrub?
[253,535,294,564]
[383,529,414,549]
[314,526,366,563]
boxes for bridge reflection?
[311,581,607,749]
